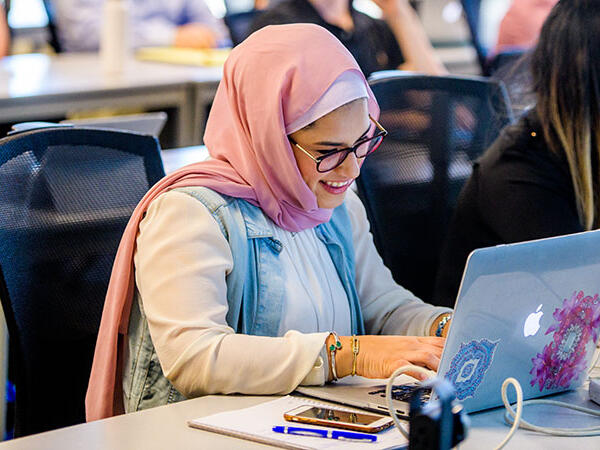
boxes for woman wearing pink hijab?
[86,23,452,421]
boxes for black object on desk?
[408,378,468,450]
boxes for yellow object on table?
[136,47,231,66]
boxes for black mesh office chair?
[356,73,513,304]
[223,9,264,46]
[0,125,165,436]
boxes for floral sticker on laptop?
[444,338,499,400]
[530,290,600,392]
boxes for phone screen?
[295,407,382,426]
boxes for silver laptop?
[60,112,167,137]
[296,230,600,415]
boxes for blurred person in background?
[249,0,446,77]
[52,0,230,52]
[495,0,557,53]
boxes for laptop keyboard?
[368,385,431,403]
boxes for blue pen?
[272,425,377,443]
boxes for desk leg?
[174,85,196,148]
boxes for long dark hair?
[531,0,600,229]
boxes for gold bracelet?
[351,335,360,376]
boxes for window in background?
[7,0,48,29]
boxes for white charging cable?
[385,366,600,449]
[493,378,523,449]
[385,365,435,439]
[498,380,600,442]
[497,344,600,447]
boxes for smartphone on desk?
[283,405,394,433]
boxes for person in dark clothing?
[249,0,445,77]
[433,111,579,307]
[434,0,600,308]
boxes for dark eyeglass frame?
[289,115,388,173]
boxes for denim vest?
[123,186,366,412]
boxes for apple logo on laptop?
[523,304,544,337]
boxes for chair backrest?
[356,73,513,304]
[223,9,263,46]
[0,126,165,436]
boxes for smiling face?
[289,98,370,209]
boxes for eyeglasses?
[289,115,388,173]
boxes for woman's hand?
[357,335,445,380]
[328,335,445,382]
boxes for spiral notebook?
[187,395,408,449]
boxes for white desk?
[0,372,598,449]
[0,388,597,449]
[0,47,476,150]
[0,53,222,147]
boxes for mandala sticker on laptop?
[444,338,499,400]
[530,290,600,392]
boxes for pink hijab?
[85,23,378,421]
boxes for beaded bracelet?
[351,335,360,376]
[328,331,342,381]
[435,314,452,337]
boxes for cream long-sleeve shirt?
[134,188,451,398]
